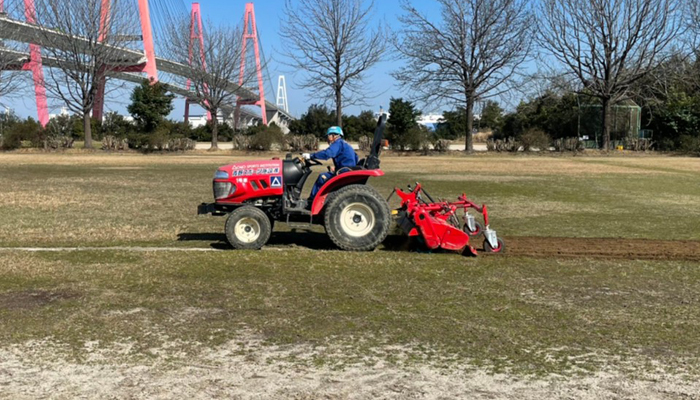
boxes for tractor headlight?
[214,170,229,179]
[214,182,236,199]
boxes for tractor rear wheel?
[324,185,391,251]
[225,206,272,250]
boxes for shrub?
[0,118,43,149]
[286,134,318,152]
[0,130,22,150]
[102,112,135,138]
[487,137,520,152]
[102,135,129,151]
[624,138,654,151]
[127,132,148,150]
[231,134,249,150]
[247,124,284,151]
[190,125,211,142]
[678,135,700,155]
[434,139,451,153]
[519,128,551,151]
[167,137,196,151]
[44,115,78,149]
[393,125,430,151]
[168,121,192,139]
[358,135,372,152]
[553,137,584,152]
[147,127,170,151]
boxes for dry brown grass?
[0,152,698,247]
[379,155,680,175]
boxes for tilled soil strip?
[0,237,698,261]
[504,237,700,262]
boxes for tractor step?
[285,209,313,228]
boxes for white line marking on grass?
[0,246,308,252]
[0,247,222,252]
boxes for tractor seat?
[337,165,365,175]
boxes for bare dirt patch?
[1,338,699,399]
[0,290,78,310]
[503,237,700,261]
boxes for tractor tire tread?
[225,206,272,250]
[323,184,391,251]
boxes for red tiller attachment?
[391,183,505,256]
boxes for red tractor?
[198,115,392,251]
[198,115,505,255]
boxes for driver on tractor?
[303,126,358,203]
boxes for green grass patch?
[1,154,699,247]
[1,153,699,375]
[2,249,700,374]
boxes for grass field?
[1,152,699,398]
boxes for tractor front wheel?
[225,206,272,250]
[324,185,391,251]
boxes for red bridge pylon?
[234,2,267,128]
[93,0,158,122]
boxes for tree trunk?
[83,113,93,150]
[210,110,219,151]
[464,97,475,153]
[601,98,611,151]
[335,88,342,127]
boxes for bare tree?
[538,0,684,150]
[164,19,251,151]
[0,26,27,103]
[393,0,533,152]
[0,48,23,103]
[280,0,385,127]
[689,0,700,50]
[29,0,140,149]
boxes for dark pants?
[309,172,333,201]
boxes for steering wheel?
[298,153,322,167]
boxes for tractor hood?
[212,159,284,203]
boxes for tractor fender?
[310,169,384,215]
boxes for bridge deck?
[0,47,262,121]
[0,15,292,121]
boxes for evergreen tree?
[387,98,419,139]
[342,110,377,141]
[479,101,505,131]
[288,104,336,137]
[387,98,425,150]
[436,109,467,140]
[128,79,174,132]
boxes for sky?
[2,0,452,121]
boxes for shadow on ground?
[177,232,415,253]
[177,230,337,250]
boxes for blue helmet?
[326,126,343,136]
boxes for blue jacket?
[311,139,358,170]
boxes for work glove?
[302,153,311,160]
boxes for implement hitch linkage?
[389,183,505,256]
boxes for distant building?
[417,114,442,131]
[187,113,224,128]
[49,107,70,120]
